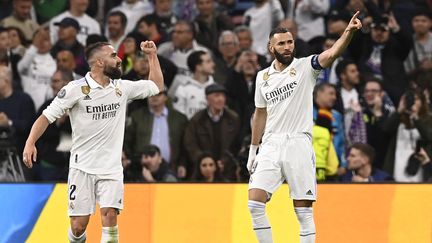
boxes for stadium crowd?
[0,0,431,183]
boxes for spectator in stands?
[18,27,56,110]
[136,144,177,182]
[192,152,226,182]
[316,34,340,84]
[349,14,412,105]
[50,18,87,77]
[225,50,259,139]
[121,50,177,89]
[404,9,432,77]
[0,0,39,43]
[183,83,240,165]
[360,77,395,169]
[193,0,234,50]
[135,14,166,46]
[124,88,188,178]
[213,30,241,84]
[326,8,351,37]
[158,20,210,75]
[313,83,347,170]
[7,27,26,57]
[55,50,83,80]
[147,0,178,41]
[170,50,215,119]
[33,69,73,181]
[118,32,146,75]
[0,66,35,155]
[341,142,393,182]
[233,25,268,68]
[278,18,312,58]
[243,0,284,57]
[383,89,432,182]
[0,27,21,91]
[106,11,127,51]
[290,0,330,43]
[108,0,153,35]
[50,0,101,46]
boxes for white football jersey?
[43,73,159,175]
[255,55,321,135]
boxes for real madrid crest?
[81,85,91,100]
[263,72,270,81]
[115,87,122,97]
[289,68,296,77]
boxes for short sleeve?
[254,72,267,108]
[42,82,79,123]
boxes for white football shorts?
[67,168,124,216]
[248,132,317,201]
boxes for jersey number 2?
[69,184,77,200]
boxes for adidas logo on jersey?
[306,190,313,196]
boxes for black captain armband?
[311,55,323,70]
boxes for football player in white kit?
[22,41,164,243]
[247,12,362,243]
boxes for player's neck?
[90,71,111,87]
[273,61,289,72]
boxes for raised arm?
[318,11,362,68]
[140,41,164,91]
[22,115,50,168]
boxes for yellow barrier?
[27,184,432,243]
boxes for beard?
[103,65,122,79]
[273,49,294,66]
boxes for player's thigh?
[249,142,284,194]
[96,178,124,211]
[283,137,317,201]
[68,168,96,216]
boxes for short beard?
[103,65,122,79]
[274,49,294,66]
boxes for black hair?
[350,143,375,164]
[85,42,111,61]
[335,59,356,79]
[268,27,289,40]
[187,50,207,73]
[108,11,128,28]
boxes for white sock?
[248,200,273,243]
[68,228,86,243]
[295,207,316,243]
[101,225,119,243]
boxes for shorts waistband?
[264,132,312,140]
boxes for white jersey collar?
[85,72,116,89]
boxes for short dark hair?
[187,50,207,73]
[176,20,195,37]
[363,75,384,91]
[108,11,127,28]
[350,143,375,164]
[6,26,27,45]
[137,14,157,27]
[412,8,432,20]
[313,82,336,100]
[85,42,111,61]
[269,27,289,40]
[335,59,356,79]
[86,34,108,47]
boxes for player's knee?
[101,208,118,226]
[294,207,316,235]
[70,224,86,237]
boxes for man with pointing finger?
[22,40,164,243]
[247,12,362,243]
